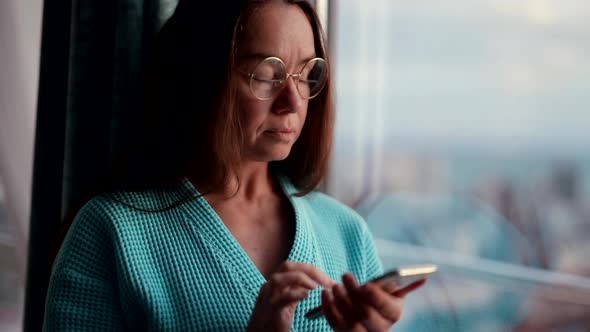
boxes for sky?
[333,0,590,154]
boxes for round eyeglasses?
[237,56,328,100]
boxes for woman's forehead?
[237,3,315,61]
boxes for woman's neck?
[234,161,275,200]
[205,161,278,202]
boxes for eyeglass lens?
[250,58,327,100]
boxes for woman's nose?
[273,77,303,114]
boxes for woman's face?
[235,3,315,162]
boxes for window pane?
[329,1,590,330]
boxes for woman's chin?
[268,149,292,161]
[255,148,293,162]
[244,142,295,163]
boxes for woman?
[44,0,425,331]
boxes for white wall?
[0,0,43,280]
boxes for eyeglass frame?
[235,56,328,101]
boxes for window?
[0,0,43,330]
[329,1,590,330]
[0,178,22,332]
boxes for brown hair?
[114,0,334,196]
[48,0,334,266]
[51,0,333,269]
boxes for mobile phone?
[304,264,437,320]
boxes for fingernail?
[334,284,346,298]
[342,273,354,283]
[326,279,337,287]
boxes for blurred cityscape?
[328,145,590,331]
[330,145,590,272]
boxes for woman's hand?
[246,261,336,332]
[322,273,427,332]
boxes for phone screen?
[304,264,436,320]
[372,264,437,292]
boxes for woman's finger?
[391,278,427,298]
[332,283,363,328]
[269,285,310,307]
[279,261,336,287]
[342,273,371,321]
[342,274,393,331]
[359,282,404,323]
[268,271,319,290]
[322,289,348,330]
[359,306,392,332]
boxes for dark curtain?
[24,0,178,330]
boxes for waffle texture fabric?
[44,175,383,331]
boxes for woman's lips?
[264,129,296,140]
